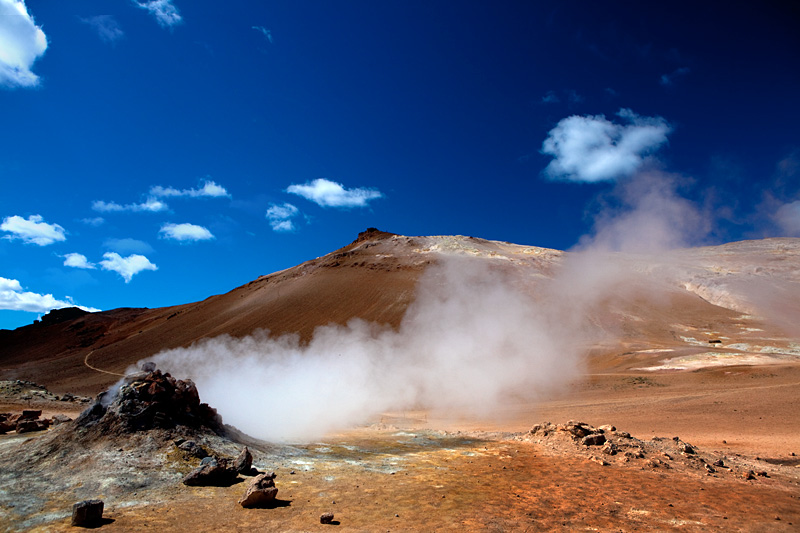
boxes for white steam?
[150,257,589,442]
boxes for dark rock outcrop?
[182,458,239,487]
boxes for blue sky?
[1,1,798,329]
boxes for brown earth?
[1,230,799,531]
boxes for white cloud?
[149,180,231,198]
[1,214,66,246]
[266,203,299,232]
[103,237,154,255]
[660,67,690,86]
[133,0,182,28]
[0,0,48,88]
[81,216,105,226]
[92,197,168,213]
[80,15,124,43]
[541,108,672,183]
[63,253,96,269]
[774,200,800,236]
[287,178,383,208]
[159,222,214,242]
[252,26,273,43]
[0,276,100,313]
[99,252,157,283]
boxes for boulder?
[182,459,239,487]
[177,440,209,459]
[71,499,104,527]
[238,472,278,508]
[235,447,253,474]
[52,414,73,425]
[19,410,42,420]
[16,418,49,433]
[320,512,335,524]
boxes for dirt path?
[83,350,127,378]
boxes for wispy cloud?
[92,198,168,213]
[0,0,48,88]
[252,26,273,44]
[287,178,383,208]
[99,252,157,283]
[63,253,96,269]
[133,0,182,28]
[103,238,154,255]
[541,108,672,183]
[81,216,105,227]
[149,180,230,198]
[659,67,690,87]
[266,203,299,232]
[0,276,99,313]
[159,222,215,242]
[541,91,559,104]
[79,15,124,43]
[1,214,66,246]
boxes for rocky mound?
[74,366,224,438]
[519,421,781,481]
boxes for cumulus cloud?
[1,215,66,246]
[133,0,182,28]
[287,178,383,208]
[159,222,215,242]
[63,253,96,269]
[252,26,273,43]
[149,180,230,199]
[92,198,168,213]
[99,252,157,283]
[266,203,299,232]
[0,0,48,88]
[660,67,690,86]
[80,15,124,43]
[103,238,154,255]
[0,276,100,313]
[541,108,671,183]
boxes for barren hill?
[1,229,799,399]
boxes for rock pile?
[0,410,53,434]
[75,367,224,436]
[524,421,736,475]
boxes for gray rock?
[71,499,104,527]
[178,440,209,459]
[52,414,72,425]
[238,472,278,508]
[235,447,253,474]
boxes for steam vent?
[75,367,224,436]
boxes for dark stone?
[16,419,49,433]
[235,447,253,474]
[320,512,335,524]
[20,410,42,420]
[183,460,239,486]
[178,440,209,459]
[71,499,104,527]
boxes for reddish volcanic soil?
[1,230,799,531]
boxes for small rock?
[598,424,616,433]
[713,459,725,468]
[743,470,756,480]
[71,499,104,527]
[235,447,253,474]
[704,463,716,473]
[581,433,606,446]
[238,472,278,508]
[320,512,335,524]
[756,470,769,477]
[679,442,695,455]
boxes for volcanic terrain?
[1,229,799,531]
